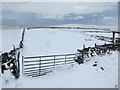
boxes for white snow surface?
[2,52,118,88]
[0,67,1,89]
[2,29,22,52]
[1,28,22,89]
[1,28,118,88]
[23,29,106,56]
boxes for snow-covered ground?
[1,27,118,88]
[23,29,106,57]
[0,67,1,89]
[2,29,22,52]
[0,28,22,89]
[2,51,118,88]
[0,28,2,89]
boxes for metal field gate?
[22,54,76,77]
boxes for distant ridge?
[2,24,118,31]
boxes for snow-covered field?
[1,27,118,88]
[2,29,22,52]
[2,51,118,88]
[23,29,106,57]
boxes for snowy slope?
[0,29,2,54]
[1,28,118,88]
[2,29,22,52]
[1,28,22,89]
[0,29,2,89]
[2,51,118,88]
[0,67,1,89]
[22,29,106,57]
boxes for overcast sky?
[2,2,118,26]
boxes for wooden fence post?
[113,31,115,44]
[22,28,25,42]
[95,43,96,48]
[17,52,20,74]
[83,45,85,49]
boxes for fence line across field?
[22,53,76,77]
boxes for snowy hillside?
[51,24,118,31]
[2,51,118,88]
[2,29,22,52]
[23,29,106,57]
[0,28,22,89]
[1,27,118,88]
